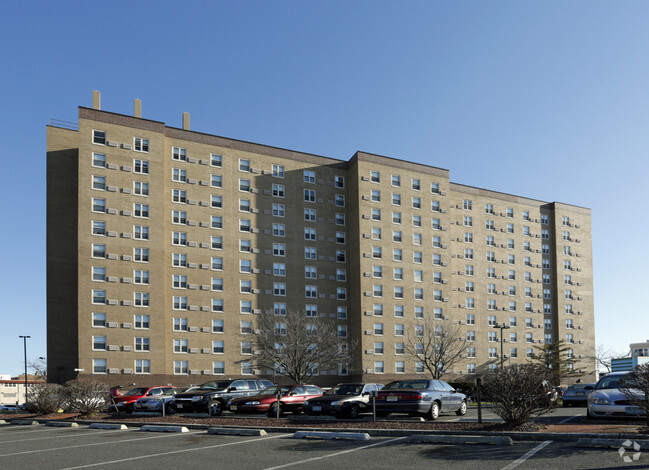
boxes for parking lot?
[1,406,646,469]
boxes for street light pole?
[493,324,510,368]
[19,336,30,404]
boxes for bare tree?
[64,379,109,415]
[481,364,556,426]
[249,309,354,383]
[619,363,649,427]
[403,315,467,379]
[26,383,66,414]
[593,344,624,375]
[29,357,47,379]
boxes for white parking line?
[500,440,553,470]
[260,436,408,470]
[61,433,291,469]
[557,415,579,424]
[0,430,205,457]
[0,429,118,444]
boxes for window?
[374,323,384,335]
[134,159,149,174]
[273,224,285,237]
[305,304,318,317]
[394,286,403,298]
[370,170,380,183]
[392,230,402,243]
[414,288,423,300]
[413,233,422,245]
[337,325,347,338]
[134,225,149,240]
[335,194,345,207]
[466,331,475,341]
[392,212,401,224]
[134,247,149,262]
[542,229,550,240]
[463,216,472,227]
[134,314,149,329]
[135,337,150,351]
[485,203,494,214]
[466,265,474,276]
[412,178,420,190]
[336,269,346,281]
[433,254,442,266]
[174,361,189,375]
[273,283,286,296]
[303,170,316,183]
[92,220,106,236]
[134,292,149,307]
[271,243,285,257]
[509,317,517,327]
[303,208,316,221]
[335,175,344,188]
[274,303,287,315]
[172,147,187,161]
[373,284,383,297]
[433,235,442,247]
[488,299,496,310]
[414,270,423,283]
[393,249,402,261]
[213,340,225,354]
[371,190,381,202]
[92,175,106,190]
[305,247,317,260]
[305,285,317,298]
[337,306,347,319]
[92,312,106,327]
[465,298,474,309]
[304,189,316,202]
[92,335,106,350]
[271,164,284,178]
[413,251,423,264]
[373,304,383,316]
[463,199,472,210]
[412,215,421,227]
[240,280,252,293]
[335,213,345,225]
[464,249,473,259]
[485,219,494,231]
[238,259,250,273]
[395,324,405,336]
[92,152,106,168]
[394,306,404,318]
[93,130,106,145]
[212,298,224,312]
[304,227,316,240]
[212,277,223,291]
[336,250,346,262]
[92,198,106,213]
[488,315,497,326]
[488,347,497,358]
[391,174,400,187]
[93,359,107,374]
[173,296,188,310]
[392,193,400,205]
[431,200,441,212]
[305,266,317,279]
[174,339,189,353]
[272,203,285,217]
[412,197,421,209]
[371,208,381,221]
[374,342,384,354]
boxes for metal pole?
[19,336,30,405]
[500,326,504,368]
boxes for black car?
[172,378,274,415]
[374,379,467,420]
[303,383,384,418]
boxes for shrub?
[27,383,66,414]
[481,364,555,426]
[64,379,109,414]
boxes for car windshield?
[596,375,639,390]
[199,381,231,391]
[383,380,428,390]
[124,388,148,396]
[326,384,362,396]
[568,384,592,391]
[161,389,177,396]
[257,386,292,396]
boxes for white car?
[587,372,645,419]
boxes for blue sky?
[1,1,647,375]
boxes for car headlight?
[589,397,610,405]
[192,396,202,402]
[564,391,575,397]
[246,401,260,405]
[330,401,341,406]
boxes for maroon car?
[228,384,324,417]
[110,385,176,413]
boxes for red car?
[109,385,176,413]
[228,384,324,417]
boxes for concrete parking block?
[409,434,513,446]
[46,421,79,427]
[0,420,6,425]
[207,428,267,436]
[89,423,128,430]
[140,425,189,433]
[577,438,649,450]
[11,420,39,425]
[293,431,371,441]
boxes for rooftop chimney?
[183,112,190,130]
[92,90,101,110]
[134,99,142,118]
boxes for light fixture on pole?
[18,336,30,404]
[493,323,510,368]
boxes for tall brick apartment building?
[46,92,595,386]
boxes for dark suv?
[172,378,274,415]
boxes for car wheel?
[348,404,360,419]
[268,402,284,418]
[426,402,440,421]
[210,401,223,416]
[166,403,176,415]
[456,400,467,416]
[124,403,134,414]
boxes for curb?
[293,431,370,441]
[89,423,128,430]
[409,434,513,446]
[11,420,39,425]
[56,419,649,443]
[207,428,267,436]
[577,438,649,449]
[46,422,79,428]
[140,425,188,433]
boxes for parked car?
[303,383,384,418]
[229,384,324,417]
[374,379,467,420]
[562,383,595,407]
[110,385,176,413]
[587,372,645,419]
[134,387,196,414]
[173,378,274,415]
[0,404,20,412]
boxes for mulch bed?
[1,412,541,433]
